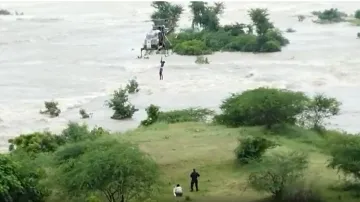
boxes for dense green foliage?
[234,136,276,164]
[106,88,138,120]
[140,105,215,126]
[214,88,309,128]
[214,88,341,130]
[168,7,289,55]
[40,101,61,117]
[148,2,289,55]
[54,137,159,202]
[0,153,49,202]
[312,8,347,24]
[150,1,183,31]
[356,10,360,19]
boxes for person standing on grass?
[190,168,200,192]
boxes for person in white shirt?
[173,184,183,197]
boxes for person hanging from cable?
[159,56,165,80]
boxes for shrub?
[8,131,64,154]
[299,94,341,130]
[79,109,90,119]
[286,28,296,33]
[223,34,257,52]
[106,88,138,120]
[356,10,360,19]
[248,151,308,200]
[214,87,309,128]
[298,15,305,22]
[312,8,347,23]
[40,101,61,117]
[54,137,160,202]
[140,104,160,126]
[173,39,212,55]
[0,9,11,15]
[125,78,140,94]
[158,108,215,123]
[234,136,276,164]
[328,136,360,181]
[260,40,281,52]
[195,55,209,64]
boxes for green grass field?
[120,122,358,202]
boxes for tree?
[54,137,160,202]
[356,9,360,19]
[39,101,61,117]
[140,104,160,126]
[125,78,139,94]
[79,109,90,119]
[106,88,138,120]
[248,8,274,36]
[150,1,183,31]
[214,87,309,128]
[188,1,225,31]
[300,94,341,130]
[0,154,49,202]
[248,151,308,200]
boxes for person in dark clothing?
[190,169,200,192]
[159,57,165,80]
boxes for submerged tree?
[79,109,91,119]
[248,8,274,36]
[189,1,225,31]
[40,101,61,117]
[125,78,140,94]
[150,1,183,31]
[106,88,138,120]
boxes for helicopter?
[137,19,174,59]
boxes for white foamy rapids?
[1,1,360,151]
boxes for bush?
[356,10,360,19]
[40,101,61,117]
[312,8,347,23]
[260,40,281,52]
[158,108,215,123]
[79,109,90,119]
[8,131,64,154]
[195,55,209,64]
[298,15,305,22]
[234,136,276,164]
[140,106,215,126]
[140,104,160,126]
[328,136,360,181]
[106,88,138,120]
[299,94,341,130]
[173,39,212,55]
[54,137,160,202]
[125,78,140,94]
[0,9,11,15]
[286,28,296,33]
[214,87,309,128]
[248,151,308,200]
